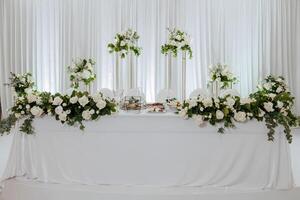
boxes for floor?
[1,179,300,200]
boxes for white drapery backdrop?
[0,0,300,116]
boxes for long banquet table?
[1,112,294,190]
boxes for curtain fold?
[0,0,299,116]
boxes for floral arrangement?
[0,73,117,136]
[161,28,192,59]
[208,63,238,89]
[177,75,299,143]
[67,58,96,89]
[249,75,298,142]
[6,72,34,95]
[108,29,141,58]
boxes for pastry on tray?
[146,103,165,113]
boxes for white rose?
[214,98,220,104]
[179,108,188,119]
[247,113,253,117]
[27,93,37,103]
[53,96,63,105]
[55,106,64,115]
[225,97,235,108]
[188,99,197,108]
[281,109,288,116]
[82,70,91,79]
[26,104,30,109]
[263,83,272,90]
[194,115,204,126]
[92,93,103,103]
[59,112,67,122]
[70,96,78,104]
[276,86,283,93]
[120,41,126,46]
[268,93,276,99]
[78,96,89,107]
[277,101,284,109]
[21,111,25,114]
[234,111,247,122]
[89,109,95,114]
[96,100,106,110]
[25,88,33,94]
[170,40,177,46]
[36,97,42,105]
[263,102,274,112]
[82,110,91,120]
[30,106,43,117]
[15,113,21,118]
[17,96,24,102]
[258,109,265,117]
[276,77,283,82]
[202,97,213,108]
[240,98,253,105]
[216,110,224,120]
[85,62,92,70]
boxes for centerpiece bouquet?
[67,58,96,90]
[208,63,238,89]
[7,72,34,96]
[161,28,192,58]
[108,29,141,58]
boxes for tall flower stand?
[210,80,220,98]
[181,51,187,101]
[127,52,137,89]
[165,53,172,89]
[113,52,121,91]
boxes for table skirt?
[1,113,294,190]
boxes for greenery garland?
[0,73,117,135]
[0,73,299,144]
[177,75,299,143]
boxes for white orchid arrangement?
[67,58,96,89]
[0,73,117,135]
[108,29,141,58]
[208,63,238,89]
[177,75,299,143]
[161,28,192,59]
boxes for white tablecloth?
[1,113,294,190]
